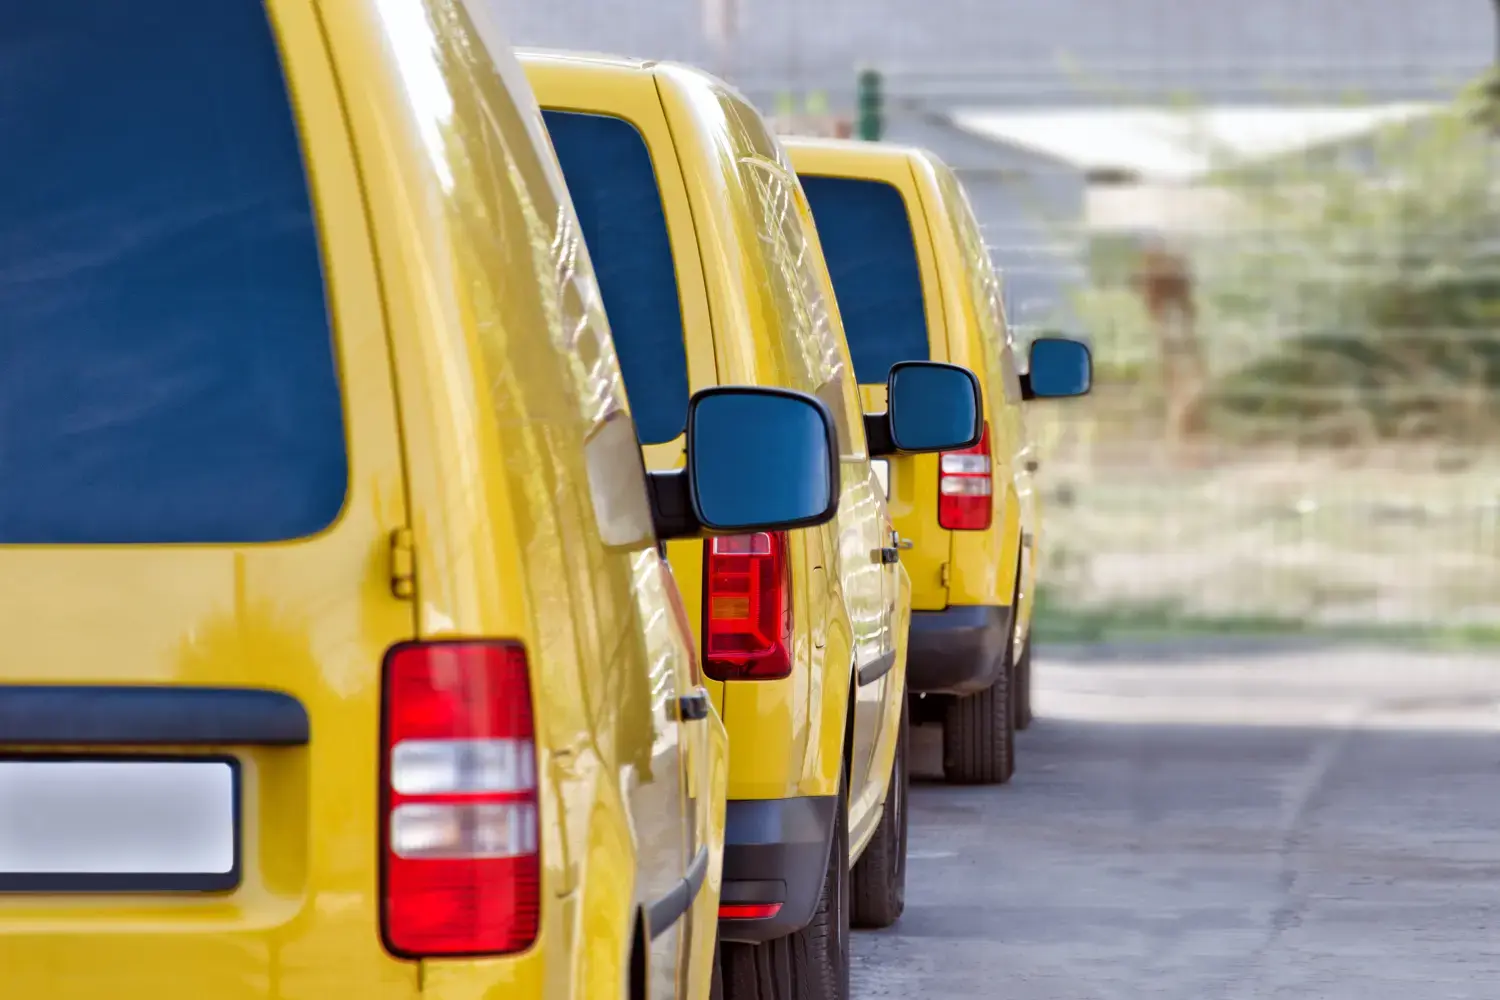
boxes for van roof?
[781,135,919,157]
[518,48,755,107]
[781,136,947,175]
[514,47,657,71]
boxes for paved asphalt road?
[855,641,1500,999]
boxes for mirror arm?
[1018,372,1037,402]
[645,469,704,541]
[863,411,896,458]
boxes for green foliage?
[1032,583,1500,648]
[1471,65,1500,134]
[1189,80,1500,445]
[1049,76,1500,447]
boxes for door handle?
[891,530,914,551]
[675,689,711,722]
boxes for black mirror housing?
[647,386,841,541]
[865,361,984,459]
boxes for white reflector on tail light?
[712,533,773,557]
[939,422,995,530]
[940,453,989,476]
[391,739,535,796]
[391,802,539,859]
[940,477,993,497]
[382,641,540,958]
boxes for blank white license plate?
[871,459,890,498]
[0,759,239,892]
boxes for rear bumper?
[717,795,837,944]
[906,604,1014,696]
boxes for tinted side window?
[542,110,690,446]
[0,0,346,544]
[799,176,930,384]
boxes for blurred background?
[498,0,1500,648]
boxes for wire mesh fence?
[498,0,1500,643]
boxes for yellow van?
[0,3,848,999]
[523,51,984,999]
[787,138,1092,785]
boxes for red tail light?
[702,532,793,681]
[381,641,540,958]
[720,902,784,920]
[939,422,993,531]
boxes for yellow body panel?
[3,4,724,999]
[788,139,1036,641]
[522,53,907,860]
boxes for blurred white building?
[948,103,1437,235]
[496,0,1493,333]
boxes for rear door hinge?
[939,561,951,587]
[389,527,416,600]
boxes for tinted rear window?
[542,110,690,446]
[0,1,346,544]
[799,176,930,384]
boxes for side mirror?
[865,361,983,459]
[647,386,840,540]
[1021,337,1092,400]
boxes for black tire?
[945,585,1024,785]
[941,655,1015,785]
[721,775,851,1000]
[1013,637,1034,731]
[942,565,1022,785]
[851,699,908,929]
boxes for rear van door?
[930,162,1031,604]
[798,164,953,612]
[737,147,899,826]
[0,2,416,997]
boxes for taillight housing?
[381,640,540,958]
[702,532,793,681]
[939,421,994,531]
[720,902,784,920]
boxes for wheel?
[1013,637,1034,731]
[721,774,850,1000]
[851,699,908,929]
[943,567,1022,785]
[941,648,1016,785]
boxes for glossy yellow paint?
[1,3,724,999]
[787,138,1039,645]
[522,52,908,860]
